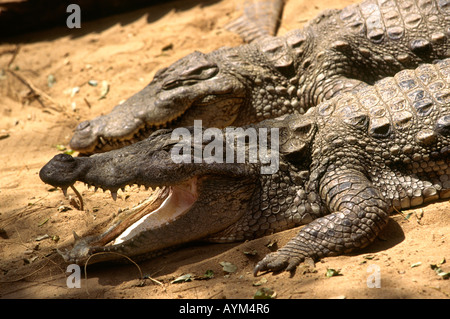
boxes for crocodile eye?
[182,64,219,78]
[161,51,219,90]
[76,121,90,131]
[55,153,75,163]
[290,119,315,138]
[162,65,219,90]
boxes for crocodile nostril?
[76,121,91,131]
[55,153,75,162]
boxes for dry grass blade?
[82,252,162,295]
[70,185,84,211]
[2,46,68,115]
[6,69,65,113]
[0,241,64,284]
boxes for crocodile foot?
[253,251,304,275]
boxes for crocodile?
[224,0,285,43]
[40,59,450,273]
[69,0,450,155]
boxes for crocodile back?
[312,59,450,208]
[271,0,450,111]
[339,0,449,47]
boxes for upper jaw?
[69,109,183,155]
[69,94,242,155]
[70,71,247,155]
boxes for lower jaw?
[68,177,199,256]
[112,179,198,244]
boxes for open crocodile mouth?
[112,179,198,245]
[58,177,198,263]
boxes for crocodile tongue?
[78,177,198,249]
[112,178,198,245]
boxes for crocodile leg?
[254,168,390,274]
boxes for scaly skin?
[225,0,285,43]
[69,0,450,154]
[41,59,450,272]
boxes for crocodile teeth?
[73,231,81,241]
[111,191,118,201]
[112,182,197,245]
[62,187,68,197]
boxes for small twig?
[0,260,50,283]
[393,206,409,220]
[83,97,91,108]
[70,185,84,211]
[6,45,20,68]
[6,69,63,112]
[145,275,164,287]
[83,252,146,295]
[0,239,65,283]
[3,45,70,116]
[0,194,50,229]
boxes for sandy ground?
[0,0,449,300]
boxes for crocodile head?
[69,50,249,154]
[40,115,313,264]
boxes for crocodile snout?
[39,153,80,188]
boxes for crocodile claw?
[254,252,303,276]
